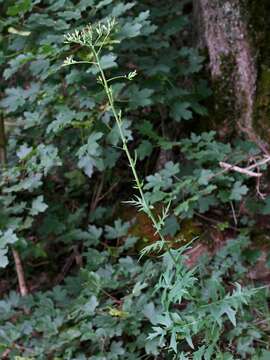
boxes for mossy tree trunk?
[194,0,270,152]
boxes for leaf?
[7,0,32,16]
[96,0,113,9]
[87,225,103,246]
[77,155,95,178]
[170,330,177,353]
[137,120,161,141]
[0,83,40,112]
[99,53,118,70]
[230,181,248,201]
[46,107,77,134]
[107,119,133,146]
[223,305,236,326]
[0,87,26,112]
[77,132,103,177]
[198,195,217,213]
[143,303,158,325]
[126,85,154,109]
[0,229,19,248]
[0,248,9,268]
[136,140,153,160]
[3,54,33,80]
[132,281,148,297]
[110,341,125,356]
[30,195,48,216]
[111,2,136,17]
[162,215,180,236]
[0,229,19,268]
[119,22,142,38]
[84,295,98,315]
[16,144,33,160]
[105,219,130,239]
[174,195,199,215]
[198,169,214,185]
[170,102,193,121]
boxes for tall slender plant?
[63,19,176,262]
[62,20,259,357]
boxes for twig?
[101,289,123,305]
[249,156,267,199]
[219,161,262,177]
[219,156,270,178]
[246,156,270,170]
[230,201,238,226]
[12,248,28,296]
[96,180,119,203]
[90,175,104,213]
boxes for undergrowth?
[1,0,270,359]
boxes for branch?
[12,249,29,296]
[219,162,262,177]
[219,156,270,178]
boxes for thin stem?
[91,46,177,264]
[107,75,128,83]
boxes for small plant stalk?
[0,114,28,296]
[91,46,177,264]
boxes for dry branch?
[219,156,270,178]
[12,248,29,296]
[219,162,262,177]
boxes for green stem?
[92,46,177,264]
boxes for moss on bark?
[247,0,270,143]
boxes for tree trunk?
[194,0,270,152]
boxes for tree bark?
[194,0,270,152]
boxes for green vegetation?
[1,1,270,359]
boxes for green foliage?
[1,0,270,359]
[0,234,269,358]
